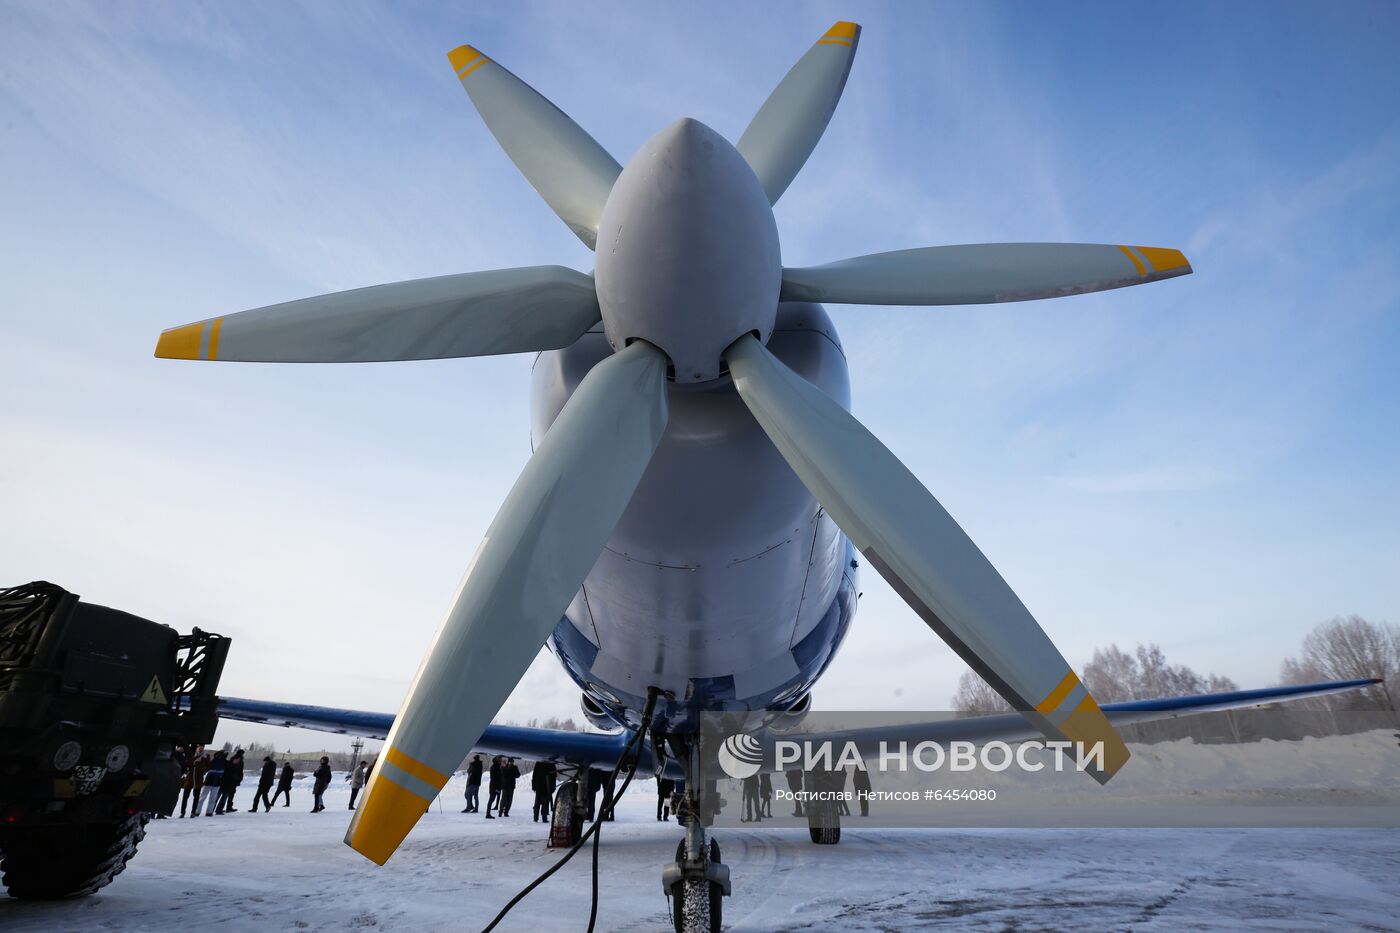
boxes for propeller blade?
[346,340,669,864]
[780,243,1192,305]
[725,334,1129,782]
[736,21,861,205]
[154,266,600,363]
[448,45,622,249]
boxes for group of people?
[461,755,631,825]
[175,744,366,817]
[178,746,874,826]
[463,754,553,820]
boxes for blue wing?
[788,678,1384,755]
[214,696,636,769]
[215,678,1378,772]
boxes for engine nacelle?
[764,692,813,734]
[580,691,624,732]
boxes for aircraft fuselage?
[531,302,858,733]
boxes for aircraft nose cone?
[595,118,781,383]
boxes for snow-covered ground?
[4,733,1399,932]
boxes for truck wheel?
[1,812,148,899]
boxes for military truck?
[0,581,229,899]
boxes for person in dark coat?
[584,767,603,821]
[271,762,294,808]
[759,771,774,818]
[485,756,502,819]
[531,761,556,822]
[835,766,850,816]
[181,748,208,818]
[463,754,483,813]
[197,750,226,817]
[601,768,618,821]
[852,765,872,817]
[785,768,804,817]
[656,777,675,821]
[741,773,763,822]
[312,756,332,812]
[216,749,244,813]
[348,760,369,810]
[499,757,520,817]
[251,755,277,813]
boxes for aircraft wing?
[784,678,1383,759]
[214,678,1377,776]
[214,696,637,770]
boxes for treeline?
[952,615,1399,743]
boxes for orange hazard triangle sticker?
[140,675,168,705]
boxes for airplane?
[154,21,1381,933]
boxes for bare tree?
[1290,615,1399,712]
[1081,642,1236,702]
[951,669,1012,714]
[1081,645,1138,703]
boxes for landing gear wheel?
[0,812,149,899]
[669,839,722,933]
[806,798,841,845]
[548,780,583,848]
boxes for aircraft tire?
[805,797,841,844]
[549,780,583,847]
[669,839,722,933]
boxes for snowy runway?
[3,778,1397,931]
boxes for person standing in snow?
[785,768,804,817]
[463,754,483,813]
[197,750,225,817]
[585,767,603,821]
[601,768,618,821]
[531,760,556,822]
[251,755,277,813]
[485,756,503,819]
[216,749,244,813]
[311,756,332,813]
[852,765,872,817]
[499,757,520,817]
[348,760,369,810]
[759,771,774,818]
[181,748,208,818]
[741,773,763,822]
[273,762,298,801]
[656,777,675,821]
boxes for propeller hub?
[595,118,781,382]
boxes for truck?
[0,581,229,899]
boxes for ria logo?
[716,732,764,779]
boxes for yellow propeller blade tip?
[823,21,861,41]
[447,45,488,77]
[154,321,207,360]
[345,774,434,866]
[1137,245,1192,274]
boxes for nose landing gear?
[661,738,730,933]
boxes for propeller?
[155,20,1192,865]
[725,334,1129,781]
[154,266,599,362]
[347,340,668,864]
[738,21,861,205]
[448,45,621,248]
[781,243,1192,305]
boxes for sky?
[2,1,1397,753]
